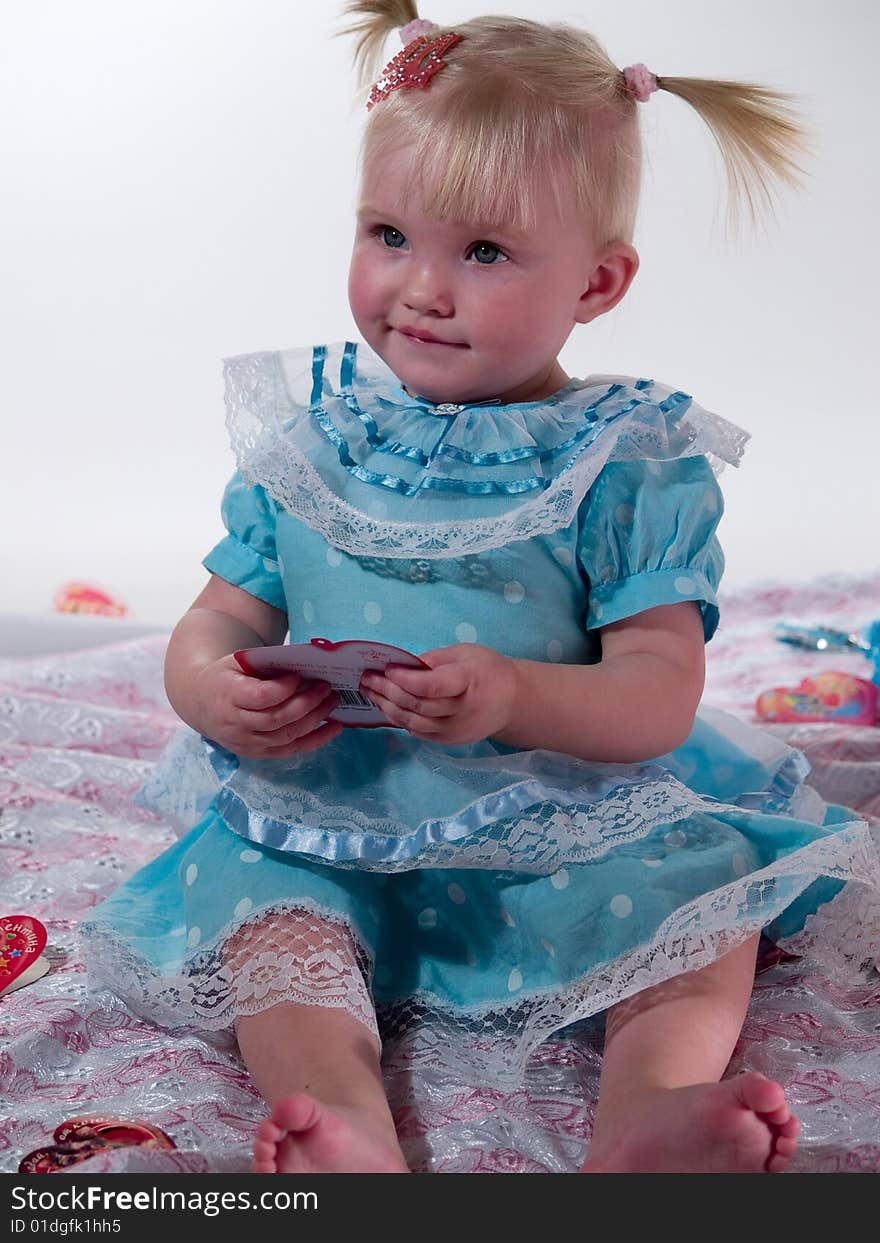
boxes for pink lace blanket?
[2,574,879,1174]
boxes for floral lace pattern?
[79,820,878,1084]
[222,344,750,558]
[3,576,880,1172]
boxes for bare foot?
[252,1093,409,1174]
[582,1072,800,1173]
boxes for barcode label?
[333,685,375,709]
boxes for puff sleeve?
[201,472,287,612]
[577,456,725,641]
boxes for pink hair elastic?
[399,18,438,45]
[622,63,659,103]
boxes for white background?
[2,0,877,627]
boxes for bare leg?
[238,1003,408,1173]
[226,912,408,1174]
[582,934,800,1173]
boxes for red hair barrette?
[367,32,463,111]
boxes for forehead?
[358,141,575,235]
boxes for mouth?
[396,328,468,349]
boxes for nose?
[401,260,454,317]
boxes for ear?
[574,243,639,324]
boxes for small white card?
[0,954,50,997]
[234,638,428,727]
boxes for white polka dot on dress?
[504,580,525,604]
[546,639,563,662]
[610,894,634,919]
[302,600,315,624]
[363,601,382,625]
[455,622,478,644]
[326,547,343,567]
[642,857,663,869]
[418,908,438,929]
[614,503,634,525]
[674,575,696,595]
[550,868,570,890]
[541,938,555,957]
[501,909,516,928]
[234,897,253,919]
[592,601,603,621]
[185,864,198,886]
[187,927,201,948]
[240,849,262,863]
[508,967,523,991]
[731,853,750,878]
[552,547,573,567]
[447,883,466,905]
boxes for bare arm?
[164,575,289,729]
[493,602,706,761]
[163,575,343,757]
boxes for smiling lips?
[397,327,467,348]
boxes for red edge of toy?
[233,649,259,676]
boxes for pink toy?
[755,671,878,726]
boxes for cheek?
[348,251,384,318]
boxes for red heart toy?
[18,1116,175,1174]
[0,916,47,996]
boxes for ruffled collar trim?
[220,340,749,558]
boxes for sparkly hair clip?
[367,30,463,111]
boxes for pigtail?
[337,0,423,90]
[655,76,809,226]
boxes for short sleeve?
[577,456,725,641]
[201,472,287,611]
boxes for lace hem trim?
[80,821,880,1081]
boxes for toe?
[254,1118,284,1144]
[271,1093,322,1134]
[736,1071,787,1118]
[253,1137,278,1162]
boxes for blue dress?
[80,341,879,1080]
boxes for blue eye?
[380,226,406,248]
[470,242,505,265]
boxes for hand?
[359,644,517,744]
[192,654,344,758]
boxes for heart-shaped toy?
[18,1116,175,1174]
[756,671,878,726]
[0,916,48,997]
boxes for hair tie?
[399,18,438,45]
[622,63,659,103]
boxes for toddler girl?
[80,1,880,1174]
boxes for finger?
[262,719,346,756]
[255,696,340,743]
[233,672,308,711]
[360,675,459,720]
[381,663,469,699]
[242,683,336,731]
[363,688,446,735]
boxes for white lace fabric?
[222,344,750,559]
[5,595,880,1171]
[80,819,880,1083]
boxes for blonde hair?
[338,1,808,244]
